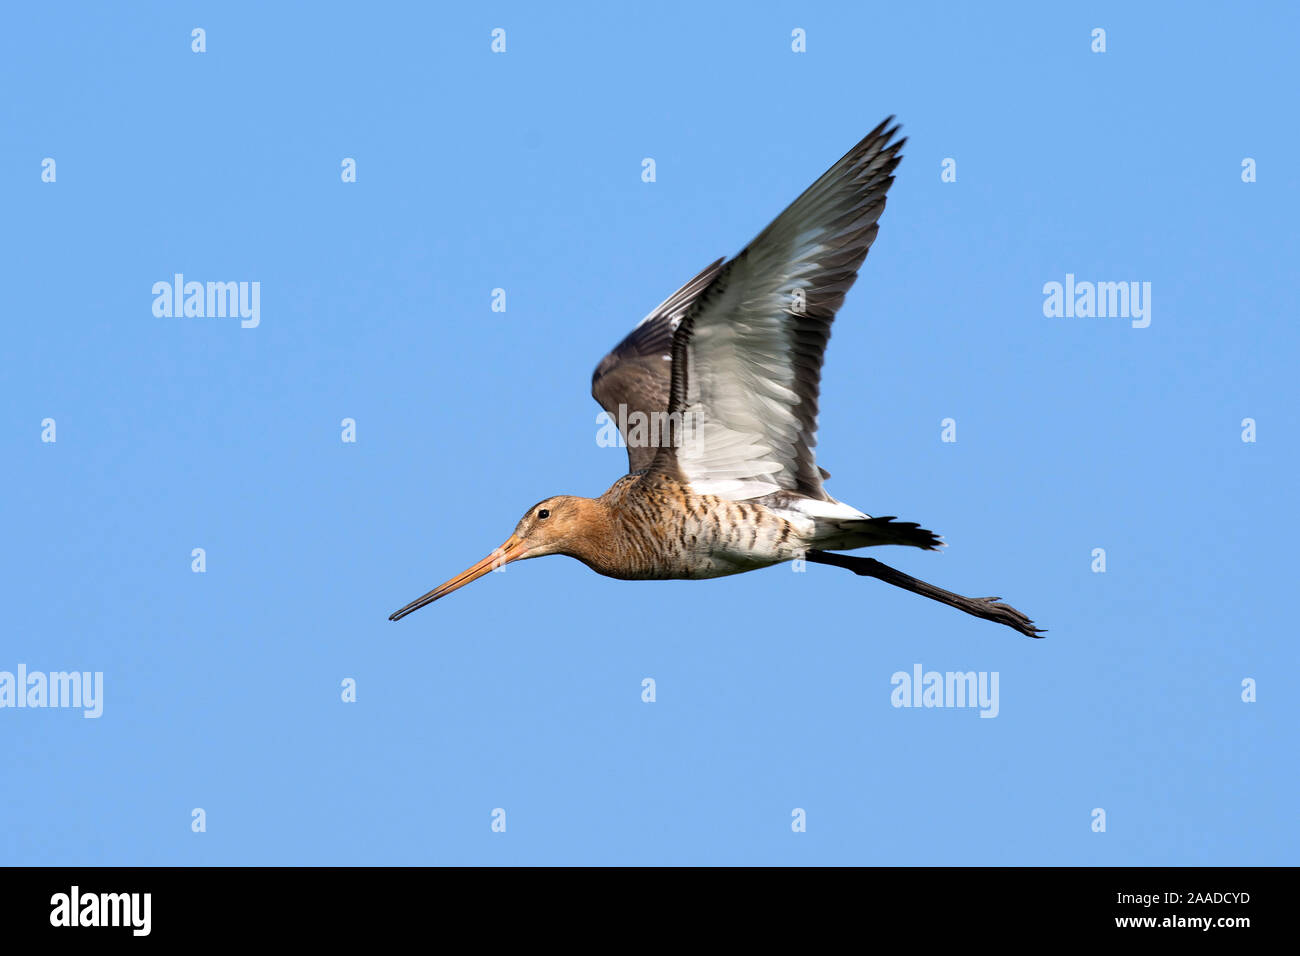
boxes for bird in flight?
[391,118,1042,637]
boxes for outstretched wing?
[591,258,725,472]
[658,118,904,500]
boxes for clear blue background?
[2,1,1295,865]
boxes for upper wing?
[658,118,905,500]
[591,258,725,472]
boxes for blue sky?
[2,1,1295,865]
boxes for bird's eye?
[537,509,550,520]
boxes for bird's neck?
[559,495,626,577]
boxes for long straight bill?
[388,535,526,621]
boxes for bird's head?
[388,495,599,621]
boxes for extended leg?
[805,551,1044,638]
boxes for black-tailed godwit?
[390,118,1042,637]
